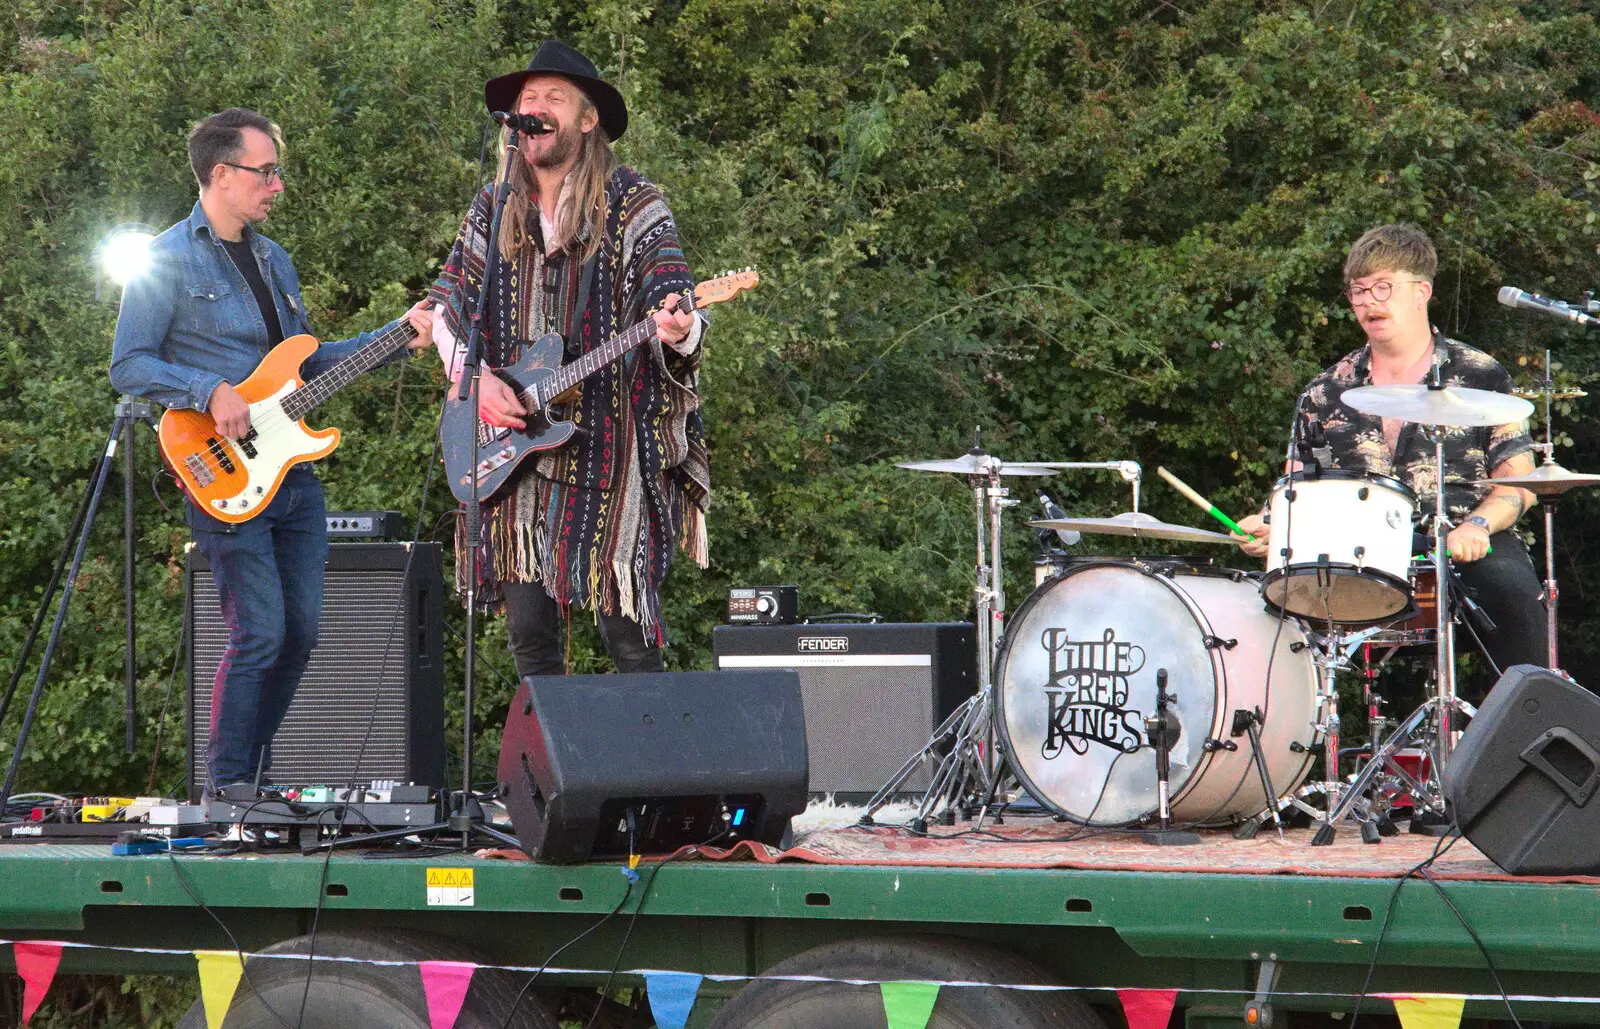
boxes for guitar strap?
[564,252,598,362]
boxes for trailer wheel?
[172,929,558,1029]
[707,934,1107,1029]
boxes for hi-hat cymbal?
[1474,462,1600,496]
[1027,512,1242,545]
[897,454,1060,477]
[1342,385,1534,427]
[1513,387,1588,401]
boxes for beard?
[529,123,582,169]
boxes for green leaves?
[4,0,1600,804]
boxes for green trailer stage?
[0,823,1597,1027]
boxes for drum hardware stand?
[1316,394,1467,843]
[863,431,1010,828]
[1239,707,1286,841]
[0,396,157,810]
[1140,670,1201,845]
[866,441,1145,830]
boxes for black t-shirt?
[221,237,285,347]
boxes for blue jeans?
[189,467,327,789]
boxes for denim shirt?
[109,200,401,412]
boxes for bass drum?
[997,560,1320,827]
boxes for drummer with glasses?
[1236,224,1547,675]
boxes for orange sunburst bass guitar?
[157,321,417,523]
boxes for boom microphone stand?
[437,120,525,850]
[0,396,156,809]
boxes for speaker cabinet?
[498,671,809,863]
[712,622,977,795]
[186,542,446,799]
[1447,664,1600,875]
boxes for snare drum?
[997,560,1319,826]
[1261,470,1417,623]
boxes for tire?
[173,928,558,1029]
[707,934,1107,1029]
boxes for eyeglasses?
[1344,278,1422,304]
[223,162,284,184]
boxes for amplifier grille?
[186,544,445,797]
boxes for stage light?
[98,224,157,287]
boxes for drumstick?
[1156,467,1251,538]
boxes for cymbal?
[1027,512,1242,545]
[1341,385,1534,427]
[1514,387,1588,401]
[1473,462,1600,496]
[897,454,1060,477]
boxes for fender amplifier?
[186,542,446,799]
[712,622,977,795]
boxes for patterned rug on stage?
[682,816,1600,885]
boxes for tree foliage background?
[2,0,1600,1018]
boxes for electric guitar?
[440,268,759,504]
[158,320,419,524]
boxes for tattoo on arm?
[1490,492,1526,519]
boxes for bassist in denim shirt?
[110,108,432,800]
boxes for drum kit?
[861,353,1595,845]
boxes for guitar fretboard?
[534,295,695,406]
[282,321,419,421]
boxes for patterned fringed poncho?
[429,166,710,643]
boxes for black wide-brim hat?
[484,39,628,142]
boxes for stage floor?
[677,815,1596,885]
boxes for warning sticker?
[426,867,475,907]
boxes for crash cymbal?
[1341,385,1534,427]
[1473,462,1600,496]
[1027,512,1242,545]
[897,454,1060,476]
[1513,387,1588,401]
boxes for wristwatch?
[1465,515,1491,533]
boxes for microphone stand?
[443,122,524,849]
[312,120,525,855]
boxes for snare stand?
[1317,419,1471,841]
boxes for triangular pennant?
[1388,993,1467,1029]
[194,950,245,1029]
[644,971,703,1029]
[881,980,940,1029]
[418,960,477,1029]
[1118,988,1180,1029]
[14,942,63,1026]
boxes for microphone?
[1497,286,1600,328]
[1039,494,1081,546]
[491,111,554,136]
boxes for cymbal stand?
[1533,348,1561,670]
[862,444,1008,827]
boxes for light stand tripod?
[0,396,156,809]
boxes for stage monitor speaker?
[186,542,446,800]
[498,671,809,864]
[711,622,976,795]
[1447,664,1600,875]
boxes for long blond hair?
[495,94,616,264]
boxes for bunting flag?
[644,971,704,1029]
[881,980,941,1029]
[418,960,477,1029]
[1386,993,1467,1029]
[14,941,63,1026]
[194,950,245,1029]
[1118,987,1180,1029]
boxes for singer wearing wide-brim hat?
[426,38,708,680]
[483,38,628,142]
